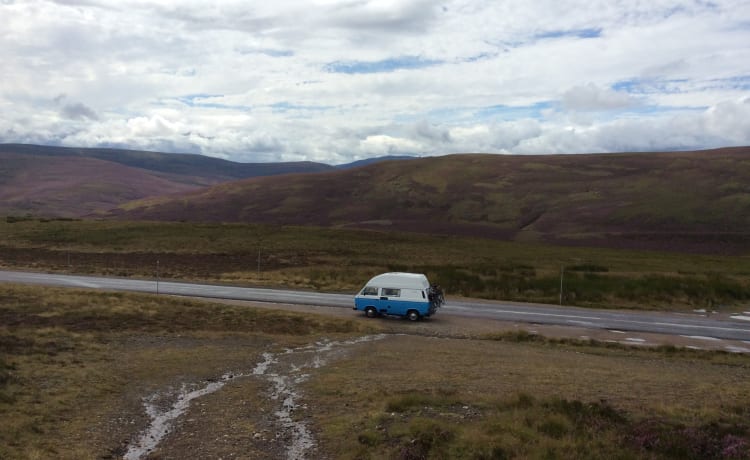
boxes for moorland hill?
[0,144,333,217]
[108,146,750,254]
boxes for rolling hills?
[3,143,749,253]
[107,146,750,254]
[0,144,333,217]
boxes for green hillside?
[110,147,750,254]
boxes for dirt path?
[124,335,386,459]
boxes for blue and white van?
[353,272,443,321]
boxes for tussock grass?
[0,283,371,459]
[2,220,750,311]
[3,281,749,458]
[308,335,750,459]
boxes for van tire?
[365,307,377,318]
[406,310,420,321]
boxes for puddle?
[124,373,240,460]
[254,335,386,460]
[123,334,386,460]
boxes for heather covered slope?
[0,144,334,217]
[0,152,207,217]
[109,147,750,254]
[0,144,333,180]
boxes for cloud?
[321,0,441,33]
[61,102,99,120]
[562,83,636,111]
[359,134,424,156]
[412,120,452,143]
[704,96,750,143]
[127,116,180,138]
[0,0,748,163]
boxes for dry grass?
[2,282,750,458]
[308,335,750,459]
[2,219,750,311]
[0,283,373,459]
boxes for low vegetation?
[308,335,750,459]
[2,284,749,459]
[0,283,372,459]
[103,148,750,256]
[2,219,750,311]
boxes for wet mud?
[124,334,386,459]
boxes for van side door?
[380,287,403,315]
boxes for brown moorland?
[109,146,750,254]
[0,144,333,217]
[0,152,208,217]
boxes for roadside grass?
[308,335,750,459]
[2,219,750,311]
[2,282,749,459]
[0,283,374,459]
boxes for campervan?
[353,272,443,321]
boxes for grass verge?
[2,219,750,311]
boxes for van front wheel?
[407,310,420,321]
[365,307,377,318]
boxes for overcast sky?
[2,0,749,164]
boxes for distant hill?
[107,147,750,254]
[0,144,333,180]
[335,155,416,169]
[0,144,334,217]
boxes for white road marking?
[681,335,721,341]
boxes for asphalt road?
[1,269,749,341]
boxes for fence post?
[559,266,564,305]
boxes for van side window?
[362,286,378,296]
[382,288,400,297]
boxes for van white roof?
[365,272,430,290]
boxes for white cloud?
[705,96,750,143]
[126,115,180,138]
[359,134,424,156]
[562,83,636,111]
[0,0,748,163]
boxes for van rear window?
[362,286,378,296]
[382,288,400,297]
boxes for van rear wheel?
[365,307,377,318]
[407,310,420,321]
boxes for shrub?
[568,264,609,273]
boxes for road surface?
[1,269,748,341]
